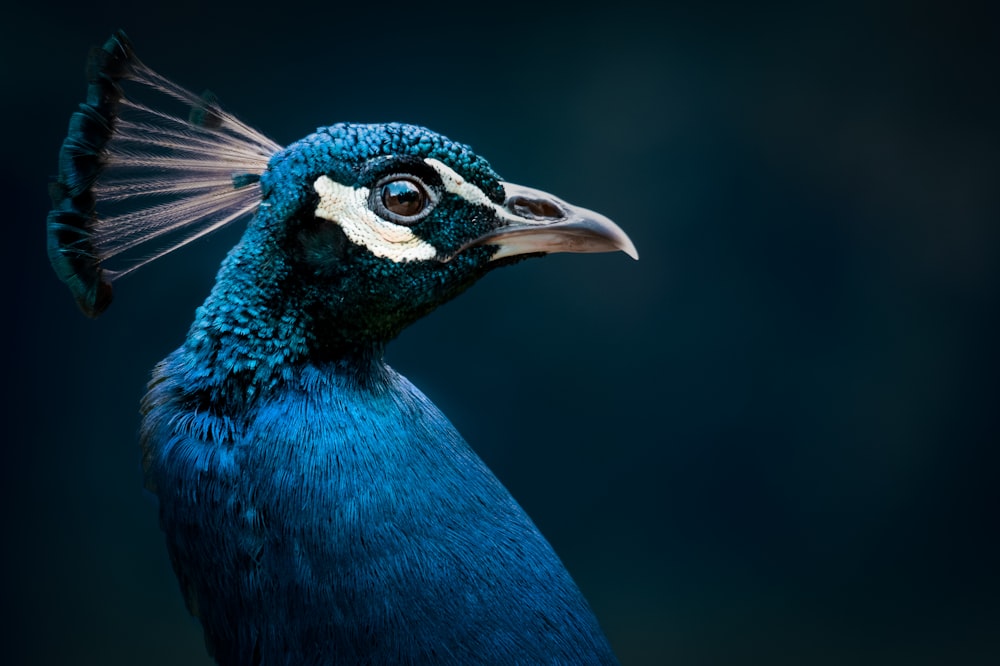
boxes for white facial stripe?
[423,158,496,207]
[313,175,438,263]
[423,158,556,227]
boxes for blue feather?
[143,354,617,664]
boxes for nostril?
[506,196,564,221]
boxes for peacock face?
[254,122,636,347]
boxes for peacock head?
[241,122,637,347]
[48,31,636,356]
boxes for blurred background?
[3,1,997,664]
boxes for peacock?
[48,31,637,665]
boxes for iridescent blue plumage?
[51,32,636,665]
[144,356,616,664]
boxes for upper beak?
[460,182,638,261]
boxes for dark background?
[3,1,997,664]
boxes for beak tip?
[604,227,638,261]
[617,235,639,260]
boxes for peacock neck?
[176,234,390,413]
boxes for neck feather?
[174,235,388,411]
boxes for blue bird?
[48,31,637,665]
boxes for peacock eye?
[373,176,433,224]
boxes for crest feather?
[47,30,282,316]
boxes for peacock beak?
[461,182,639,261]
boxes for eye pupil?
[381,179,426,218]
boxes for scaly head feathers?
[240,124,508,353]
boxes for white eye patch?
[313,175,438,263]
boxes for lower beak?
[461,182,638,261]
